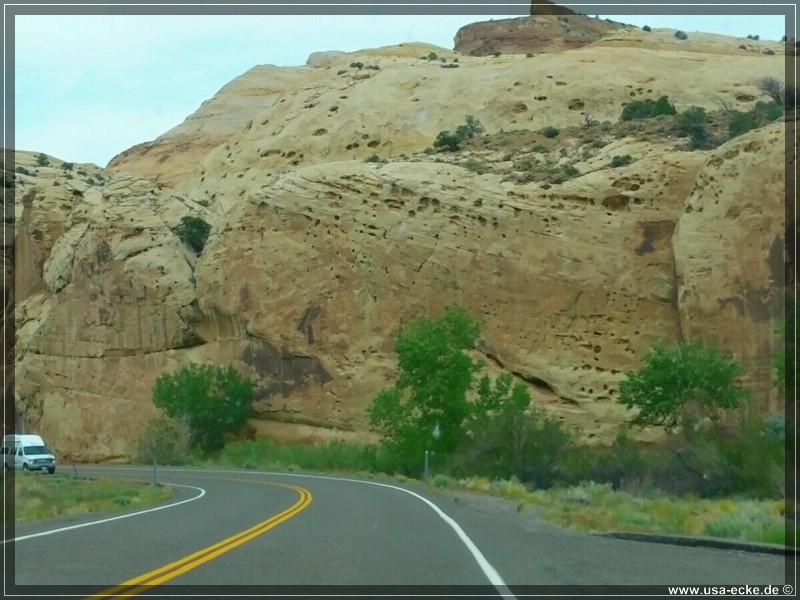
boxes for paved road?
[6,466,789,597]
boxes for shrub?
[674,30,688,40]
[542,126,560,138]
[337,69,347,75]
[620,95,677,121]
[441,63,460,69]
[610,154,633,168]
[174,215,211,253]
[728,101,784,138]
[526,53,534,57]
[738,44,747,50]
[15,166,30,176]
[493,51,501,57]
[36,153,49,167]
[426,52,438,61]
[617,339,749,432]
[349,61,364,69]
[153,363,255,454]
[364,154,383,163]
[677,106,713,149]
[365,64,381,70]
[432,115,484,152]
[61,162,74,171]
[763,49,775,55]
[136,413,193,465]
[757,76,786,105]
[642,25,651,32]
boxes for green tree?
[461,373,574,485]
[367,305,483,469]
[153,363,254,454]
[617,339,749,431]
[174,215,211,254]
[36,153,50,167]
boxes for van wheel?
[22,463,29,471]
[47,467,55,474]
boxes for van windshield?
[23,446,51,456]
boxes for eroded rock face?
[454,15,623,56]
[12,32,790,460]
[673,122,790,415]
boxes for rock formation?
[11,22,792,461]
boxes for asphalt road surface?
[5,466,790,598]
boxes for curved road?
[7,466,788,597]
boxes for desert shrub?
[493,51,501,57]
[136,413,193,465]
[452,374,576,488]
[526,53,534,57]
[349,61,364,69]
[364,154,383,163]
[670,401,785,499]
[738,44,747,50]
[173,215,211,253]
[153,363,255,454]
[542,126,560,138]
[758,76,785,105]
[441,63,460,69]
[642,25,651,32]
[763,49,775,55]
[432,115,484,151]
[728,101,784,138]
[15,166,30,176]
[426,52,438,61]
[336,69,347,75]
[61,162,74,171]
[620,95,676,121]
[674,30,688,40]
[365,64,380,70]
[36,153,49,167]
[610,154,633,168]
[746,34,760,40]
[677,106,713,149]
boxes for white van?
[3,434,57,474]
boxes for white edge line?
[99,466,517,598]
[5,483,206,544]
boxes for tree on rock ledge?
[153,363,254,454]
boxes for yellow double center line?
[88,479,312,599]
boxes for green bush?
[364,154,383,163]
[61,162,74,171]
[610,155,633,168]
[617,339,749,432]
[15,166,30,176]
[674,31,688,40]
[349,61,364,69]
[677,106,713,149]
[620,95,677,121]
[441,63,460,69]
[136,413,193,465]
[174,215,211,254]
[542,126,560,138]
[642,25,652,32]
[432,116,485,152]
[728,101,783,138]
[36,153,50,167]
[153,363,255,454]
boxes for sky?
[11,10,790,168]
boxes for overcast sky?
[12,11,789,167]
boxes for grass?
[447,478,792,547]
[9,472,173,522]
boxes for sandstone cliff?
[12,24,791,461]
